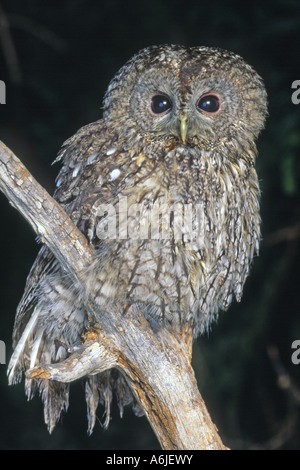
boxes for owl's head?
[103,45,268,153]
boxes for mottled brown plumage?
[8,45,268,433]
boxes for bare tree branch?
[0,140,93,283]
[0,139,228,450]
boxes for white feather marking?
[56,176,63,187]
[87,152,99,165]
[29,328,44,370]
[72,163,81,178]
[108,168,121,181]
[7,306,41,384]
[106,147,117,156]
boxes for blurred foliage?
[0,0,300,450]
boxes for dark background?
[0,0,300,450]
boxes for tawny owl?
[8,45,268,433]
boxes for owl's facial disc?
[127,70,184,143]
[150,93,187,143]
[129,71,226,146]
[104,45,268,150]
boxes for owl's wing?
[10,119,141,432]
[11,119,109,346]
[12,246,56,343]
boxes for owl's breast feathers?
[52,119,260,333]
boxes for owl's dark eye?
[150,94,172,114]
[196,94,220,113]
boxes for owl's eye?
[150,94,172,114]
[196,94,220,113]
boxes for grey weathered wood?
[0,140,227,450]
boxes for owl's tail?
[7,303,74,432]
[8,301,142,433]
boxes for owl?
[8,45,268,433]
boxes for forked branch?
[0,140,227,450]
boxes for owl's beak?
[180,115,188,144]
